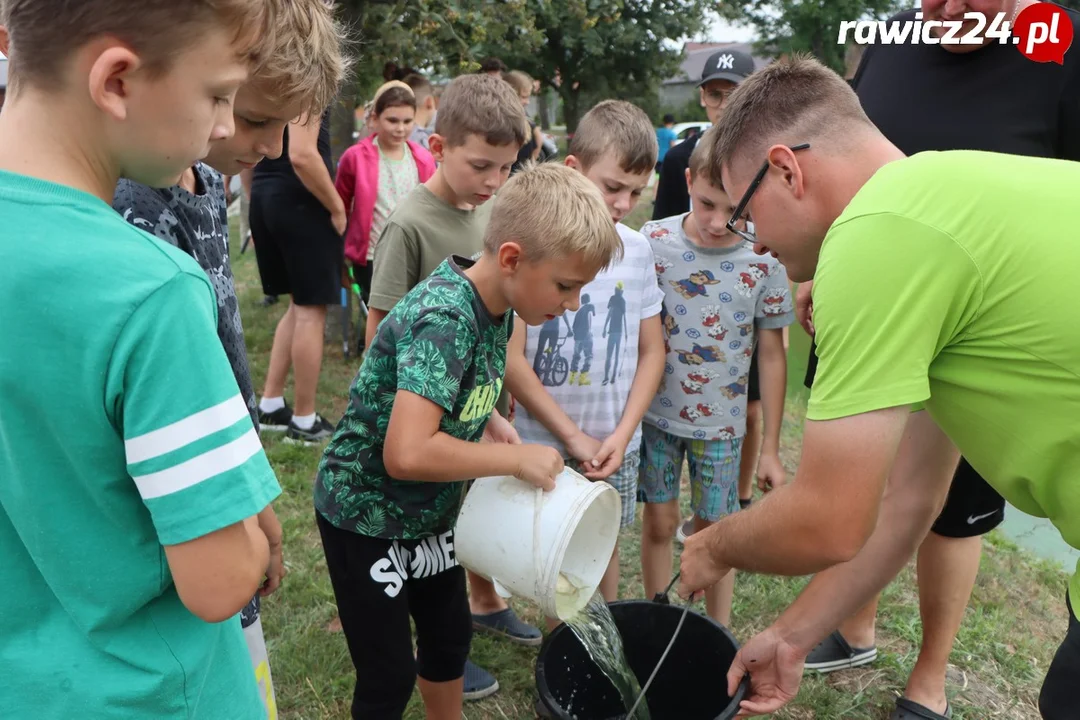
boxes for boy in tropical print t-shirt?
[312,163,623,720]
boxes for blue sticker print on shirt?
[719,292,732,303]
[734,311,747,323]
[675,305,687,316]
[657,418,670,430]
[682,251,696,262]
[729,366,739,376]
[693,430,707,440]
[729,340,741,350]
[665,362,675,374]
[686,328,701,339]
[720,261,734,273]
[730,406,741,417]
[660,397,673,408]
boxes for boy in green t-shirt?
[0,2,282,719]
[362,70,535,698]
[314,162,623,720]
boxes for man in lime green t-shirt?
[674,55,1080,719]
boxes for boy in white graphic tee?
[506,101,666,610]
[638,129,794,626]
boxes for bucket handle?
[532,486,544,602]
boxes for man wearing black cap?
[651,47,756,220]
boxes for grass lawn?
[233,186,1070,719]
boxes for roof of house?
[663,41,770,86]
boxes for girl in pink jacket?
[336,84,436,302]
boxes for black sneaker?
[284,413,335,445]
[257,403,293,433]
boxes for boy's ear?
[428,133,446,163]
[496,240,525,272]
[564,155,581,171]
[425,96,436,112]
[0,26,9,57]
[87,45,144,122]
[684,167,693,195]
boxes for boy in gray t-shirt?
[638,134,794,626]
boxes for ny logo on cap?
[716,54,735,70]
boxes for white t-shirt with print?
[516,223,664,456]
[641,213,794,441]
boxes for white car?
[672,122,711,142]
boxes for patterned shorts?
[606,450,641,529]
[572,450,639,529]
[637,424,742,522]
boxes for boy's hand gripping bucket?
[455,467,621,620]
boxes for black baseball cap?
[699,49,755,86]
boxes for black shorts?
[1040,592,1080,719]
[748,344,760,403]
[316,513,472,720]
[804,340,1005,538]
[250,186,343,306]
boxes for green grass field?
[233,188,1070,719]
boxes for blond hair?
[711,53,874,178]
[4,0,274,92]
[435,73,528,148]
[503,70,533,97]
[485,162,623,270]
[568,100,658,175]
[688,126,722,188]
[250,0,349,119]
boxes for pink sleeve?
[335,148,357,212]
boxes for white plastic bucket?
[456,468,622,620]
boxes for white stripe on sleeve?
[125,394,250,465]
[132,427,263,500]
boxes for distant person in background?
[252,108,344,444]
[480,56,507,76]
[505,70,544,174]
[404,73,438,151]
[655,114,677,172]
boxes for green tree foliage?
[716,0,910,73]
[483,0,715,132]
[329,0,542,159]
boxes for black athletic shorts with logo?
[316,513,472,720]
[804,340,1005,538]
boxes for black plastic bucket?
[535,600,749,720]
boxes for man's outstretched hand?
[727,624,806,717]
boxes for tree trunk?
[562,88,582,135]
[330,87,359,171]
[538,90,552,131]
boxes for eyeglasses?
[701,87,735,108]
[725,143,811,244]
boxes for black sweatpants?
[316,513,472,720]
